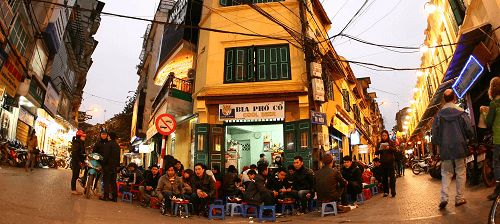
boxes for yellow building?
[408,0,500,157]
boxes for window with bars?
[342,89,350,112]
[427,75,434,98]
[323,73,334,101]
[7,0,21,12]
[8,16,28,55]
[448,0,466,26]
[353,104,361,124]
[224,44,291,83]
[220,0,284,6]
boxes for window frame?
[342,89,350,112]
[8,15,29,56]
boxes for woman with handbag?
[26,130,38,172]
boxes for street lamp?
[407,108,413,113]
[88,108,98,113]
[410,99,416,104]
[416,70,424,77]
[413,87,419,92]
[381,101,400,110]
[419,44,429,53]
[424,2,437,13]
[405,115,411,120]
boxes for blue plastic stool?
[174,203,190,216]
[121,192,133,203]
[208,204,225,220]
[230,203,243,217]
[226,202,236,213]
[243,204,259,218]
[357,192,365,204]
[308,199,319,211]
[214,199,223,205]
[320,201,338,217]
[259,205,276,222]
[280,202,295,215]
[371,186,379,195]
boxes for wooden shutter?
[256,47,269,81]
[448,0,466,26]
[247,47,254,82]
[220,0,227,6]
[224,49,234,83]
[279,45,291,80]
[235,48,246,82]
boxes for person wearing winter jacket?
[222,165,242,198]
[484,77,500,200]
[291,156,315,213]
[191,163,216,216]
[375,130,397,197]
[432,89,473,208]
[155,164,183,212]
[244,163,275,206]
[394,149,404,177]
[139,165,160,205]
[71,131,86,195]
[340,155,363,197]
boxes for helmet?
[76,130,86,137]
[100,127,108,134]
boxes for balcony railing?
[152,73,193,110]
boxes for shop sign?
[0,58,22,98]
[3,95,18,108]
[58,92,69,117]
[19,107,35,127]
[219,101,285,121]
[332,116,349,136]
[146,124,158,141]
[311,110,326,125]
[452,55,484,99]
[28,79,45,106]
[350,130,360,145]
[43,82,59,116]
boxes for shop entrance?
[194,119,312,172]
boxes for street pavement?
[0,165,494,223]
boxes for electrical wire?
[332,0,369,41]
[83,92,126,105]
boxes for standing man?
[257,153,269,167]
[432,89,474,209]
[100,132,120,202]
[291,156,315,214]
[71,130,86,195]
[315,154,351,212]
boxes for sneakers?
[488,192,499,200]
[72,190,83,195]
[455,199,467,206]
[383,193,389,197]
[439,201,447,209]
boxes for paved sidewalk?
[0,165,493,223]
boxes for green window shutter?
[247,47,254,82]
[220,0,227,6]
[279,46,290,80]
[225,49,234,83]
[448,0,465,26]
[270,47,278,80]
[236,49,246,82]
[257,48,267,81]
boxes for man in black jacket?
[341,156,363,198]
[100,132,120,202]
[315,154,351,211]
[267,167,292,204]
[245,163,276,206]
[83,127,108,194]
[71,131,86,195]
[139,165,160,205]
[191,163,216,216]
[371,158,383,184]
[222,165,242,198]
[291,156,315,213]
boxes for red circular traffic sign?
[155,114,177,136]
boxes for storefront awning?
[410,23,492,139]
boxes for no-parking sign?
[155,114,177,136]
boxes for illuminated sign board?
[452,55,484,99]
[154,55,193,86]
[350,131,360,145]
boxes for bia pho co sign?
[219,101,285,121]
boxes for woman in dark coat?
[375,130,397,197]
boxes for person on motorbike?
[483,77,500,200]
[90,127,108,196]
[25,130,38,172]
[71,131,86,195]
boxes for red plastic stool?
[150,196,161,209]
[363,189,372,200]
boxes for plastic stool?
[320,201,337,217]
[259,205,276,222]
[230,203,244,217]
[208,204,225,220]
[308,199,319,211]
[371,186,379,195]
[226,202,236,213]
[150,196,161,209]
[357,192,365,204]
[214,199,223,205]
[363,189,372,200]
[121,192,133,203]
[174,203,190,216]
[243,204,259,218]
[279,200,295,215]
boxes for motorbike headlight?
[92,155,99,160]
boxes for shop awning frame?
[410,23,492,139]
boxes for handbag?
[32,148,40,155]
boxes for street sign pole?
[155,113,177,175]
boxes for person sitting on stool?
[267,167,292,204]
[291,156,315,214]
[244,163,276,206]
[191,163,216,217]
[315,154,351,212]
[340,156,363,201]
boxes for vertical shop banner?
[219,101,285,121]
[0,57,22,98]
[58,92,69,117]
[19,107,35,127]
[43,82,59,116]
[28,79,45,106]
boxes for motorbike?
[83,152,104,199]
[479,132,495,187]
[412,157,432,175]
[0,140,12,164]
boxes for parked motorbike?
[83,152,103,199]
[412,157,432,175]
[479,132,495,187]
[0,140,11,164]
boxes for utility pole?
[300,0,323,170]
